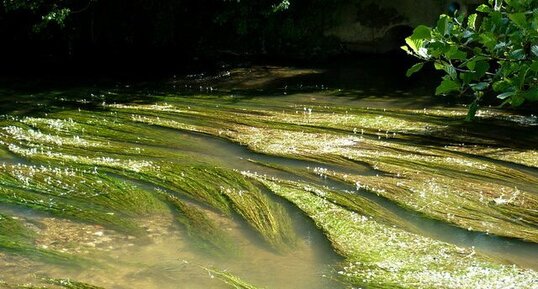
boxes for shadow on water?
[162,55,446,109]
[2,58,535,150]
[161,60,538,153]
[0,80,161,116]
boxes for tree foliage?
[2,0,76,31]
[1,0,340,61]
[2,0,293,32]
[403,0,538,121]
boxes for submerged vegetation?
[110,89,538,243]
[0,67,537,288]
[202,266,263,289]
[0,278,106,289]
[252,175,538,289]
[159,192,237,256]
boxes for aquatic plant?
[0,110,298,254]
[0,213,42,258]
[122,100,538,243]
[202,266,264,289]
[250,175,538,289]
[221,183,297,252]
[242,161,411,231]
[0,163,166,235]
[1,77,537,289]
[0,278,107,289]
[158,191,237,256]
[46,279,106,289]
[233,125,537,242]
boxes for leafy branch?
[402,0,538,121]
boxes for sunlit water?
[0,63,537,288]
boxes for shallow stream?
[0,63,537,289]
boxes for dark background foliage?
[0,0,343,75]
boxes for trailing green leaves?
[435,79,461,95]
[405,62,424,77]
[403,0,538,120]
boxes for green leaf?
[523,87,538,101]
[434,62,445,70]
[428,42,450,57]
[464,60,490,82]
[405,37,422,53]
[436,15,450,35]
[467,14,478,30]
[411,25,432,40]
[473,61,490,78]
[467,60,477,70]
[446,46,467,60]
[510,94,525,106]
[406,62,425,77]
[476,4,491,12]
[479,33,496,51]
[530,61,538,72]
[508,13,528,28]
[489,11,503,29]
[473,47,484,55]
[531,45,538,57]
[497,91,516,99]
[461,72,474,84]
[465,100,479,122]
[444,65,457,80]
[510,49,526,60]
[435,79,461,95]
[466,56,489,69]
[470,82,489,91]
[465,97,480,121]
[492,80,513,92]
[463,30,475,38]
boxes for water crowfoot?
[249,175,538,289]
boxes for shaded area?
[0,0,342,76]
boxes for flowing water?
[0,62,537,289]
